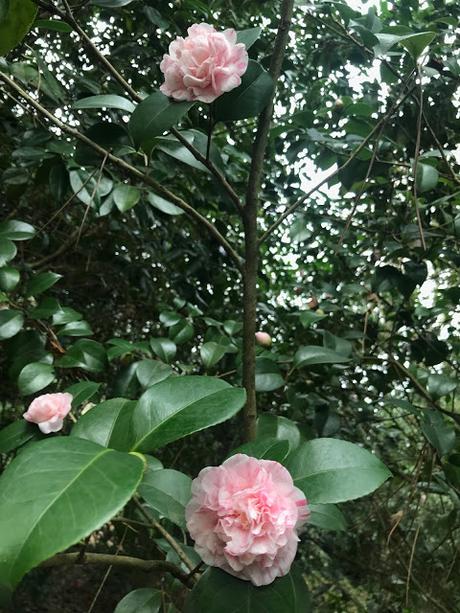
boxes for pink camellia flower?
[186,454,309,586]
[160,23,248,103]
[23,392,73,434]
[255,331,272,347]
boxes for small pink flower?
[160,23,248,103]
[255,331,272,347]
[186,454,309,586]
[23,392,73,434]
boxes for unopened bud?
[255,331,272,347]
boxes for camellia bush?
[0,0,459,611]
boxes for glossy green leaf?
[139,468,191,529]
[25,271,62,297]
[0,239,17,266]
[416,163,439,193]
[71,398,135,450]
[18,362,55,395]
[421,410,456,457]
[129,91,194,153]
[147,193,184,216]
[34,19,73,33]
[0,220,35,241]
[0,267,20,291]
[52,307,82,325]
[0,420,37,454]
[57,339,107,373]
[150,338,177,363]
[236,27,262,49]
[287,438,391,503]
[0,0,37,56]
[294,346,352,368]
[231,438,290,463]
[74,94,135,113]
[130,376,246,452]
[256,414,302,452]
[65,381,101,408]
[136,359,173,388]
[113,184,141,212]
[308,503,346,531]
[0,437,145,605]
[255,358,285,392]
[169,320,194,344]
[58,320,93,337]
[0,309,24,340]
[185,566,311,613]
[200,341,228,369]
[92,0,134,6]
[69,169,113,207]
[114,588,161,613]
[399,31,436,59]
[427,374,457,399]
[214,60,274,121]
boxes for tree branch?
[40,552,194,588]
[241,0,295,442]
[0,72,243,272]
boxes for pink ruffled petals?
[23,392,73,435]
[186,453,309,586]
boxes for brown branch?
[241,0,295,443]
[40,552,194,588]
[0,72,243,272]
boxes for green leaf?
[129,91,194,153]
[294,346,352,368]
[34,19,73,33]
[416,163,439,193]
[159,311,182,327]
[91,0,134,6]
[130,376,246,452]
[399,31,436,59]
[231,438,290,463]
[0,239,17,266]
[0,309,24,340]
[57,339,107,373]
[287,438,391,503]
[65,381,100,408]
[71,398,135,450]
[0,421,37,454]
[147,193,184,216]
[185,566,311,613]
[0,437,145,604]
[214,60,274,121]
[136,359,173,388]
[236,27,262,49]
[0,267,20,291]
[169,320,194,344]
[58,320,94,337]
[256,414,302,452]
[139,468,191,529]
[427,374,457,400]
[298,310,327,328]
[18,362,55,395]
[74,95,135,113]
[113,184,141,212]
[114,588,161,613]
[373,31,436,59]
[0,0,37,56]
[25,271,62,297]
[150,338,177,363]
[52,307,82,325]
[69,169,113,207]
[200,341,228,369]
[421,410,456,457]
[0,220,35,241]
[308,503,347,532]
[255,358,284,392]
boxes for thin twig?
[412,66,427,251]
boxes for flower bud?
[255,331,272,347]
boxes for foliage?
[0,0,459,611]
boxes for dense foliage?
[0,0,459,611]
